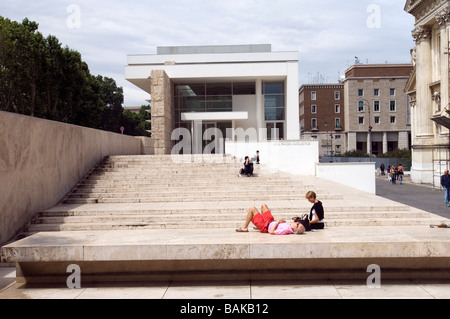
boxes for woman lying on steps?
[235,204,305,235]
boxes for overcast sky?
[0,0,415,106]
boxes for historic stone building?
[299,84,345,156]
[405,0,450,185]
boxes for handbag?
[293,214,311,232]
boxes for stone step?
[63,195,340,204]
[38,205,414,217]
[67,190,306,199]
[32,210,431,225]
[83,174,276,180]
[71,186,326,193]
[26,217,448,232]
[62,194,345,204]
[76,180,311,187]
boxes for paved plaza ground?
[376,175,450,220]
[0,266,449,299]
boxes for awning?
[431,115,450,129]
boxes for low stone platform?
[2,155,450,284]
[2,226,450,283]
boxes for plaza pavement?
[1,265,450,299]
[376,175,450,220]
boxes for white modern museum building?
[125,44,300,155]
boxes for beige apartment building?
[344,64,413,156]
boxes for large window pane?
[205,96,232,112]
[264,95,285,108]
[175,84,205,97]
[206,83,232,96]
[265,107,285,121]
[263,82,284,94]
[233,82,256,95]
[180,96,205,112]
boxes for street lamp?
[361,99,372,156]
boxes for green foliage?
[340,150,370,158]
[0,16,148,136]
[121,105,151,137]
[381,148,412,159]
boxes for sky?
[0,0,416,106]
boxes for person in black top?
[305,191,325,230]
[238,156,254,177]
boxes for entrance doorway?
[266,122,285,140]
[202,121,232,154]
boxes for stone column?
[383,132,388,154]
[256,79,263,141]
[347,132,357,152]
[412,26,434,136]
[437,10,450,116]
[398,131,409,150]
[151,70,174,155]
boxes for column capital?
[436,8,450,27]
[412,26,432,43]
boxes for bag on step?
[293,214,311,232]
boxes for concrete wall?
[226,140,376,194]
[0,111,147,245]
[316,162,376,194]
[225,140,319,176]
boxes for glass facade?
[173,80,286,140]
[263,82,285,121]
[173,82,256,129]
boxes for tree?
[0,16,128,135]
[98,76,124,132]
[121,105,151,137]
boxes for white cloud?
[0,0,415,102]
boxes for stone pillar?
[366,132,371,155]
[256,79,263,141]
[347,132,357,152]
[151,70,174,155]
[410,26,435,184]
[412,26,433,136]
[383,132,388,154]
[398,131,409,150]
[437,11,450,116]
[192,120,203,155]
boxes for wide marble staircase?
[2,155,450,284]
[23,155,443,232]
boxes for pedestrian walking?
[390,166,397,184]
[441,170,450,207]
[397,164,404,185]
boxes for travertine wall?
[0,111,147,245]
[151,70,174,155]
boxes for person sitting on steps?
[238,156,254,177]
[306,191,325,230]
[236,204,305,235]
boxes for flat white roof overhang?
[181,112,248,122]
